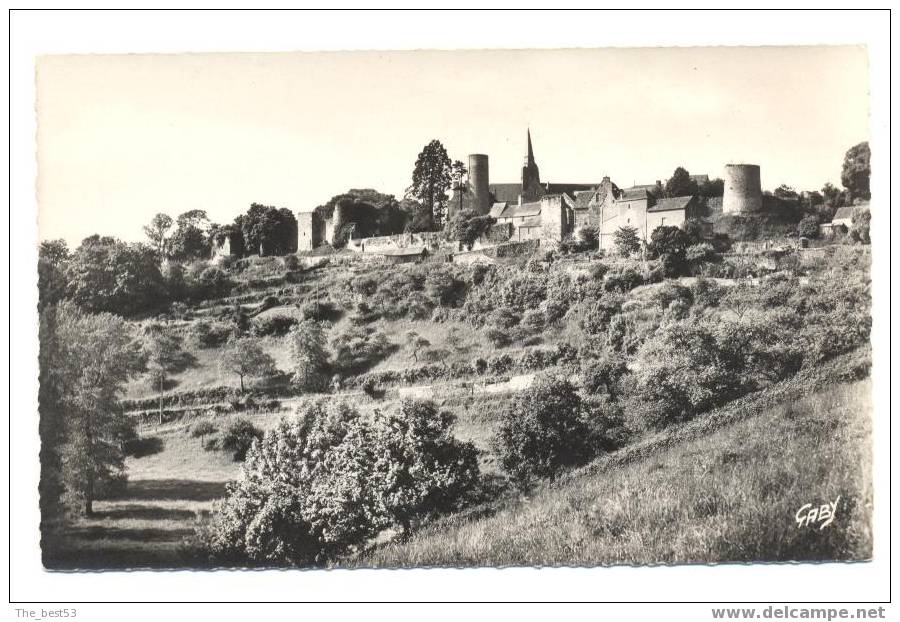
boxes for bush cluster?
[198,399,480,566]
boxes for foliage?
[38,239,70,310]
[664,167,699,198]
[219,337,278,393]
[169,210,213,262]
[313,189,409,245]
[188,320,233,349]
[38,302,142,516]
[190,420,218,438]
[238,204,298,256]
[850,210,871,245]
[613,226,641,257]
[330,325,393,375]
[218,418,264,461]
[797,214,821,239]
[142,325,194,422]
[288,320,330,392]
[143,213,174,260]
[370,400,481,531]
[841,142,870,201]
[406,139,453,230]
[493,376,596,487]
[446,210,496,250]
[66,236,166,316]
[200,399,479,565]
[647,225,692,276]
[251,313,298,337]
[424,270,465,307]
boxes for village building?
[598,188,703,251]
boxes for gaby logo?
[795,496,840,530]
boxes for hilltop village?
[208,130,866,268]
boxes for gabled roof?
[832,206,859,221]
[545,183,596,197]
[618,187,650,202]
[519,216,542,228]
[494,201,542,219]
[489,202,509,218]
[647,195,695,213]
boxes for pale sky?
[36,46,869,246]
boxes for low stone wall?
[451,239,539,263]
[346,231,453,253]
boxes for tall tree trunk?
[158,375,164,426]
[239,374,244,393]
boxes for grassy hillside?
[349,348,872,568]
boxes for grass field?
[350,364,872,568]
[43,343,871,570]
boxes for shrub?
[519,309,545,335]
[218,418,263,461]
[288,320,330,392]
[650,281,694,311]
[484,327,511,348]
[614,226,641,257]
[252,313,298,337]
[647,225,692,276]
[797,214,821,239]
[331,326,393,375]
[493,376,595,486]
[190,420,218,438]
[188,320,233,349]
[603,267,643,293]
[199,399,480,565]
[282,254,300,270]
[370,400,481,531]
[197,266,234,299]
[301,300,339,322]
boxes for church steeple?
[525,128,535,166]
[521,127,542,201]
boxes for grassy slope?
[350,349,872,568]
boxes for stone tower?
[521,129,543,202]
[468,153,490,215]
[723,164,763,213]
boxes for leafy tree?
[169,210,212,262]
[371,400,480,533]
[39,302,142,516]
[38,239,70,310]
[773,184,799,200]
[664,167,699,198]
[143,213,174,260]
[406,139,453,230]
[841,141,870,201]
[821,182,845,209]
[698,178,725,198]
[240,204,298,256]
[219,337,278,393]
[647,225,692,276]
[450,159,468,217]
[493,376,595,487]
[142,326,193,424]
[288,320,330,392]
[580,353,628,400]
[66,236,166,316]
[445,210,496,250]
[797,214,821,239]
[851,210,871,244]
[200,399,479,565]
[613,226,641,257]
[404,330,431,362]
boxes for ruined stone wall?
[539,195,568,243]
[296,212,321,252]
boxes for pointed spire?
[526,128,534,163]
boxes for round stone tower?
[468,154,490,215]
[328,202,347,245]
[723,164,762,213]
